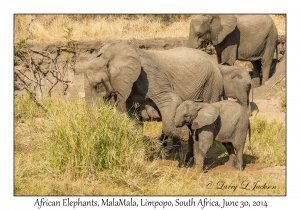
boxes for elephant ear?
[96,42,115,57]
[210,15,237,45]
[218,63,242,80]
[101,42,141,104]
[192,103,219,130]
[231,69,243,80]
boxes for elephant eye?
[94,83,103,92]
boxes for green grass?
[47,98,147,179]
[15,94,147,175]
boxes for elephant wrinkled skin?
[174,100,250,172]
[187,15,278,87]
[218,63,252,115]
[84,42,224,141]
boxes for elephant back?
[158,47,223,103]
[213,100,248,137]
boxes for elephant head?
[187,15,237,49]
[174,100,219,130]
[84,42,141,112]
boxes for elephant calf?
[218,63,252,116]
[174,100,250,172]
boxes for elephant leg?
[171,137,181,153]
[158,132,181,153]
[158,131,168,147]
[251,60,261,88]
[261,51,275,85]
[194,125,214,172]
[246,83,252,116]
[215,42,237,65]
[233,145,244,170]
[261,31,278,85]
[261,60,272,85]
[222,142,237,167]
[231,139,246,171]
[153,93,190,141]
[182,135,194,167]
[193,139,201,171]
[160,134,181,153]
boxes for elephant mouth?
[198,47,206,51]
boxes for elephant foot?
[225,154,236,167]
[234,165,243,171]
[194,164,204,173]
[184,152,194,167]
[225,155,243,170]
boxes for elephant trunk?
[115,100,127,113]
[187,22,200,49]
[84,74,97,106]
[187,36,200,49]
[174,113,184,127]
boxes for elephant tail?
[247,121,252,151]
[276,41,279,63]
[251,84,253,104]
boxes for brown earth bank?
[14,37,286,192]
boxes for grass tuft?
[279,87,286,112]
[246,117,286,166]
[46,98,146,179]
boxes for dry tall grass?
[14,95,286,196]
[14,14,286,44]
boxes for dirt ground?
[249,56,286,124]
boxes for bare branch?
[15,44,76,100]
[269,76,285,90]
[15,70,49,112]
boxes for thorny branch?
[15,69,49,112]
[14,44,76,109]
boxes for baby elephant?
[174,100,250,172]
[218,63,252,116]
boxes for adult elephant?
[84,42,223,141]
[187,15,278,87]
